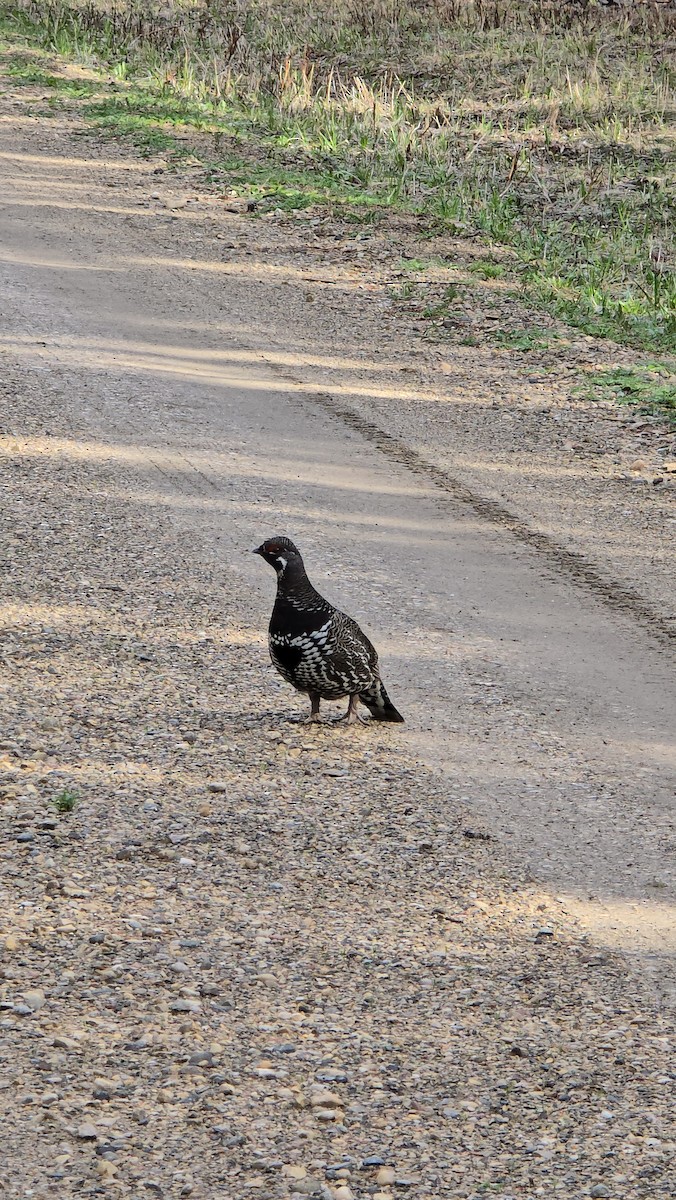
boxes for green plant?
[52,788,78,813]
[468,260,506,280]
[491,328,552,351]
[576,363,676,422]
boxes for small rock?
[77,1123,99,1140]
[96,1160,117,1179]
[314,1108,340,1121]
[16,831,35,843]
[188,1051,213,1067]
[310,1090,342,1108]
[22,990,46,1012]
[207,782,228,794]
[169,999,201,1013]
[376,1168,396,1185]
[590,1188,610,1199]
[289,1179,323,1196]
[282,1166,308,1180]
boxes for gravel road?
[0,73,674,1200]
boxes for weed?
[576,363,676,422]
[52,788,78,813]
[398,258,429,273]
[468,260,506,280]
[491,328,552,351]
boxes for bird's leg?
[338,694,369,726]
[303,692,322,723]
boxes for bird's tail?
[359,679,404,723]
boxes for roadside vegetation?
[1,0,675,417]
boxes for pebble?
[282,1165,308,1180]
[16,831,35,843]
[169,999,201,1013]
[188,1051,214,1066]
[376,1167,396,1185]
[76,1123,99,1140]
[310,1090,343,1108]
[590,1188,610,1199]
[289,1178,323,1196]
[207,782,228,793]
[22,989,46,1012]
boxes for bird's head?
[253,537,304,577]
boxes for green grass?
[468,260,507,280]
[6,57,94,92]
[490,328,553,352]
[0,0,675,402]
[52,787,78,813]
[576,363,676,421]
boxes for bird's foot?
[302,693,322,724]
[336,697,370,726]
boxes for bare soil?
[0,75,674,1199]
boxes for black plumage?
[254,537,404,725]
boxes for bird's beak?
[252,546,263,556]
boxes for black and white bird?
[254,537,404,725]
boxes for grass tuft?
[52,788,78,813]
[576,363,676,420]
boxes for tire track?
[307,389,676,647]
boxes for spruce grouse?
[254,537,404,725]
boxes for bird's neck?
[275,558,309,592]
[273,562,329,614]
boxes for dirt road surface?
[1,81,674,1199]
